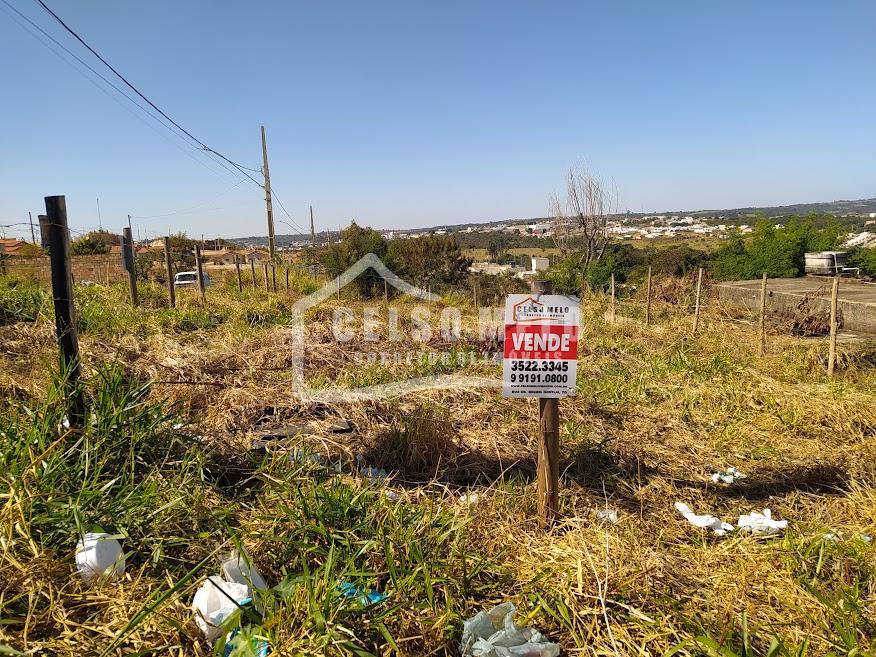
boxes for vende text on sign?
[502,293,580,398]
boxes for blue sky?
[1,1,874,240]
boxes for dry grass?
[1,277,874,656]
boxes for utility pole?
[261,125,276,260]
[127,214,132,231]
[310,205,316,247]
[28,212,36,243]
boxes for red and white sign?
[502,294,579,398]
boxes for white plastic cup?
[75,532,125,585]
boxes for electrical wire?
[33,0,264,188]
[269,187,307,235]
[0,0,241,182]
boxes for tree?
[551,167,614,266]
[70,230,120,255]
[388,234,470,290]
[322,222,388,298]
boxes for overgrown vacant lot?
[1,276,875,656]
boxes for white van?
[173,271,210,288]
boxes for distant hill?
[231,197,875,243]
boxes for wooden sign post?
[503,280,579,527]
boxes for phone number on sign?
[509,372,569,383]
[509,360,570,372]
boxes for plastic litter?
[822,532,839,543]
[384,490,401,502]
[596,508,619,524]
[674,501,734,536]
[338,582,387,605]
[710,466,747,485]
[460,602,560,657]
[459,492,481,505]
[360,466,388,481]
[75,532,125,584]
[289,448,324,465]
[222,627,270,657]
[192,576,251,643]
[221,550,268,611]
[736,508,787,536]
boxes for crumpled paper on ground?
[460,602,560,657]
[710,466,746,484]
[737,509,787,536]
[674,501,734,536]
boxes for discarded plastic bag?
[221,550,268,611]
[75,532,125,585]
[192,576,251,643]
[222,627,270,657]
[737,509,787,536]
[674,502,733,536]
[596,508,618,524]
[339,581,387,605]
[460,602,560,657]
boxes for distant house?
[201,249,238,265]
[0,239,32,256]
[530,256,550,272]
[244,250,269,264]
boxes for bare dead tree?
[552,167,614,268]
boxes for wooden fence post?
[610,272,616,323]
[194,245,206,303]
[384,279,389,303]
[531,279,560,527]
[828,276,839,377]
[758,272,768,356]
[285,266,290,290]
[45,195,84,425]
[235,256,243,293]
[164,236,176,307]
[122,226,138,307]
[249,259,256,290]
[692,267,703,334]
[263,264,270,293]
[645,266,652,326]
[271,264,277,292]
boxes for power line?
[33,0,264,188]
[269,187,307,235]
[0,0,244,182]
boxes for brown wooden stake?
[164,236,176,307]
[263,264,270,293]
[250,259,256,290]
[271,265,277,292]
[122,226,138,307]
[610,272,616,323]
[532,279,560,527]
[692,267,703,334]
[645,266,652,326]
[194,244,206,303]
[45,195,84,424]
[285,266,290,290]
[758,272,768,356]
[828,275,839,377]
[235,256,243,293]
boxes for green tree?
[322,222,388,298]
[70,230,120,255]
[388,234,470,290]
